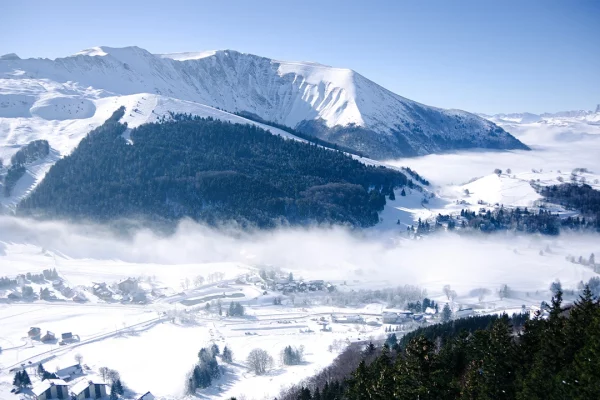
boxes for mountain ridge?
[0,45,528,159]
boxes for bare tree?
[443,284,452,300]
[99,367,109,382]
[74,353,83,365]
[194,275,205,287]
[246,348,273,375]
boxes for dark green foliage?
[42,371,58,381]
[460,207,562,235]
[114,379,124,395]
[333,289,600,400]
[282,345,304,365]
[234,111,368,158]
[20,111,407,228]
[228,301,244,317]
[13,370,31,387]
[3,165,25,197]
[189,346,221,391]
[11,140,50,166]
[222,346,233,363]
[540,183,600,232]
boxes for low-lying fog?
[0,215,597,297]
[387,121,600,186]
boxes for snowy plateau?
[0,46,599,400]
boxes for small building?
[8,291,22,300]
[332,314,364,324]
[41,331,56,342]
[72,293,88,303]
[117,277,138,294]
[138,392,155,400]
[56,364,83,381]
[70,379,108,400]
[28,327,42,339]
[455,308,474,319]
[382,310,413,324]
[32,379,69,400]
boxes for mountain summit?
[0,46,527,159]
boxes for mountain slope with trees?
[279,287,600,399]
[19,109,407,228]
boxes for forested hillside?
[19,109,407,227]
[280,288,600,400]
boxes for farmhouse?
[32,379,69,400]
[56,364,83,381]
[41,331,56,342]
[117,277,138,293]
[28,327,42,340]
[138,392,156,400]
[70,379,108,400]
[382,310,413,324]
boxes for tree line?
[278,287,600,399]
[19,109,408,229]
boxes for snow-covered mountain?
[0,45,527,161]
[480,105,600,126]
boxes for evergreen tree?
[442,303,452,322]
[114,379,124,395]
[222,346,233,363]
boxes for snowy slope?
[0,46,526,160]
[0,91,303,209]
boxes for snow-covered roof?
[138,391,156,400]
[70,379,107,395]
[33,379,68,395]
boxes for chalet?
[70,379,108,400]
[138,392,156,400]
[28,327,42,340]
[117,277,138,293]
[41,331,56,342]
[56,364,83,381]
[32,379,69,400]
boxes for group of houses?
[29,363,155,400]
[381,308,439,324]
[28,327,80,345]
[272,278,333,294]
[91,278,147,303]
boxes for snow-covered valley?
[0,47,599,400]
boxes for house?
[382,310,413,324]
[41,331,56,342]
[138,392,156,400]
[117,277,138,294]
[92,283,112,300]
[8,291,22,300]
[425,307,436,315]
[32,379,69,400]
[72,293,87,303]
[455,308,474,319]
[70,379,108,400]
[28,327,42,340]
[56,364,83,381]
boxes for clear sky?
[1,0,598,114]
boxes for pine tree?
[222,346,233,363]
[442,303,452,322]
[110,382,119,400]
[401,188,406,196]
[12,371,21,387]
[20,370,31,387]
[114,379,124,395]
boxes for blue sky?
[2,0,598,114]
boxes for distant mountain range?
[0,46,527,161]
[479,105,600,125]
